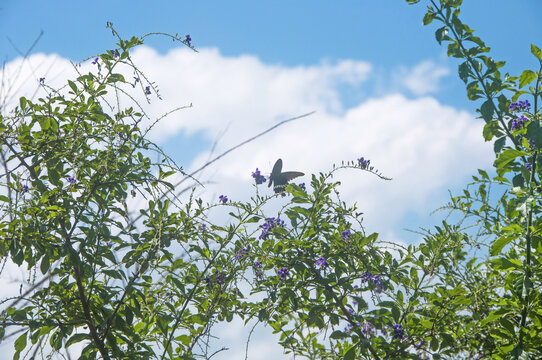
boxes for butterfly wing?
[273,171,304,193]
[268,158,283,188]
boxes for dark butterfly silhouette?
[268,158,304,193]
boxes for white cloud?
[0,47,493,359]
[395,60,450,96]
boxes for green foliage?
[0,30,247,360]
[1,1,542,359]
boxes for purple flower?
[215,271,225,284]
[520,100,531,109]
[372,274,383,293]
[277,267,289,279]
[185,34,192,46]
[348,308,355,315]
[39,77,45,84]
[204,276,212,288]
[219,195,228,204]
[252,168,267,185]
[253,261,263,277]
[259,217,285,240]
[134,76,140,83]
[361,271,372,283]
[315,256,329,269]
[511,115,528,130]
[341,229,351,240]
[68,177,76,184]
[362,322,374,338]
[392,323,404,340]
[200,224,207,231]
[358,157,370,169]
[92,57,99,65]
[22,184,29,192]
[145,86,151,95]
[509,100,531,112]
[298,182,306,191]
[110,49,119,58]
[518,134,535,149]
[526,162,532,170]
[236,247,249,260]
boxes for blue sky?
[1,1,541,358]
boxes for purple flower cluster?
[511,115,528,130]
[219,195,228,204]
[185,34,192,46]
[315,256,329,269]
[236,247,249,260]
[145,86,151,95]
[277,267,289,279]
[253,261,263,277]
[251,168,267,184]
[68,177,76,184]
[361,271,383,293]
[204,271,226,288]
[526,162,532,170]
[110,49,119,58]
[362,322,374,338]
[509,100,531,112]
[358,157,370,169]
[344,321,362,333]
[341,229,351,240]
[392,323,405,340]
[518,134,535,149]
[22,185,29,193]
[39,77,45,84]
[92,57,99,65]
[298,182,306,191]
[259,217,285,240]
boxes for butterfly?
[268,158,304,193]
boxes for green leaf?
[330,330,348,339]
[65,333,90,348]
[531,44,542,60]
[40,255,50,274]
[480,99,494,123]
[435,26,448,45]
[0,195,9,202]
[458,61,470,84]
[68,80,78,93]
[491,235,515,256]
[423,12,436,25]
[14,332,27,352]
[19,97,27,110]
[344,345,356,360]
[494,149,526,174]
[519,70,536,88]
[493,137,506,154]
